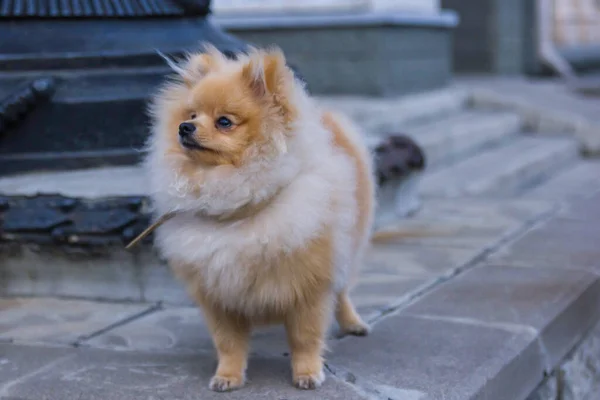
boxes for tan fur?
[172,228,335,390]
[147,46,373,391]
[322,111,374,334]
[322,111,374,251]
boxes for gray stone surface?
[83,307,212,353]
[0,166,145,197]
[490,217,600,273]
[0,344,367,400]
[84,306,319,358]
[403,264,600,368]
[528,320,600,400]
[316,87,468,133]
[359,243,481,307]
[1,197,550,307]
[560,321,600,400]
[0,344,75,390]
[409,110,521,168]
[2,78,600,399]
[375,198,554,248]
[465,77,600,154]
[82,246,480,355]
[421,136,579,198]
[0,298,155,346]
[0,246,154,301]
[523,161,600,201]
[558,193,600,222]
[328,313,545,400]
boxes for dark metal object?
[2,208,70,231]
[374,134,426,185]
[0,194,151,247]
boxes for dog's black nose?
[179,122,196,137]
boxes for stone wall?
[528,320,600,400]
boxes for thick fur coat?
[145,46,375,391]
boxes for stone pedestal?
[215,9,457,96]
[0,0,247,175]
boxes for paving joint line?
[73,302,163,347]
[324,362,387,400]
[325,202,564,399]
[363,202,561,328]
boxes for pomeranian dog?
[145,45,375,392]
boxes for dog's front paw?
[209,374,245,392]
[294,370,325,390]
[342,321,370,337]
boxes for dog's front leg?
[199,301,251,392]
[285,294,331,389]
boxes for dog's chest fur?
[153,149,357,315]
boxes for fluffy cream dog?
[145,45,374,392]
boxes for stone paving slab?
[84,307,298,359]
[402,264,600,368]
[557,193,600,222]
[523,161,600,202]
[0,298,156,346]
[0,344,367,400]
[328,313,544,400]
[81,246,477,356]
[355,245,479,316]
[376,198,554,248]
[0,344,75,390]
[1,197,550,309]
[83,307,212,353]
[490,217,600,273]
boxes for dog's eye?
[190,113,197,120]
[215,116,233,129]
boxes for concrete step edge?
[422,136,580,197]
[412,111,522,167]
[468,87,600,156]
[319,87,469,134]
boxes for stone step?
[318,86,469,134]
[0,197,554,305]
[522,160,600,201]
[2,193,600,400]
[421,135,580,198]
[409,110,522,167]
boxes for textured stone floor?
[2,81,600,399]
[2,191,600,399]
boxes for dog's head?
[151,45,298,169]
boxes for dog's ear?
[158,44,224,86]
[241,47,291,99]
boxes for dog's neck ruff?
[125,183,285,249]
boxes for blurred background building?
[1,0,600,173]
